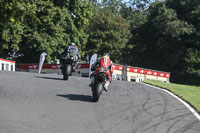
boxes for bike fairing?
[60,44,80,80]
[92,56,113,78]
[90,55,113,91]
[61,45,79,70]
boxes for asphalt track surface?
[0,71,200,133]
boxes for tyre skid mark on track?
[128,84,145,133]
[129,84,161,133]
[166,119,182,133]
[141,87,153,115]
[149,92,167,132]
[144,112,198,132]
[96,83,139,133]
[125,83,199,133]
[173,120,199,133]
[141,95,198,132]
[142,83,200,121]
[128,83,168,133]
[103,116,130,133]
[141,91,168,133]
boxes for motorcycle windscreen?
[89,54,98,78]
[100,57,111,68]
[69,48,77,57]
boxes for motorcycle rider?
[89,53,113,91]
[60,42,80,71]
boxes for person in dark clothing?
[60,42,80,71]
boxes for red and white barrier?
[19,64,170,78]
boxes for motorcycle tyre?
[92,83,103,102]
[63,64,72,80]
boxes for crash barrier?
[19,63,170,83]
[0,58,15,71]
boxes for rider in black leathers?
[60,42,80,71]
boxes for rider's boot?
[104,81,110,91]
[72,62,78,72]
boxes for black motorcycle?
[61,50,77,80]
[91,71,109,102]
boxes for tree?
[129,0,200,85]
[86,8,131,63]
[0,0,93,63]
[0,0,32,59]
[165,0,200,84]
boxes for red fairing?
[100,57,111,68]
[95,57,112,81]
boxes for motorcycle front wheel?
[63,64,72,80]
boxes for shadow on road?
[57,94,92,102]
[34,76,63,81]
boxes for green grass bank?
[143,80,200,113]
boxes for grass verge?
[143,80,200,113]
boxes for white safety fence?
[0,58,15,71]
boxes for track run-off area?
[0,71,200,133]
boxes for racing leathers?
[90,56,113,91]
[60,46,80,71]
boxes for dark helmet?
[103,53,110,58]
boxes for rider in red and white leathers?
[89,53,113,91]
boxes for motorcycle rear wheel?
[92,82,103,102]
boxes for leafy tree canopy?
[0,0,92,63]
[86,8,131,63]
